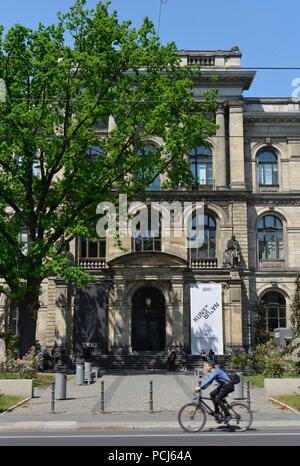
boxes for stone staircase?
[85,353,229,372]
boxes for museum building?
[2,47,300,361]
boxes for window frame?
[80,236,106,259]
[260,291,286,332]
[190,146,213,187]
[132,208,162,252]
[257,150,278,186]
[189,212,217,259]
[257,215,284,261]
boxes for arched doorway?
[132,287,165,351]
[261,290,286,332]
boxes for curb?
[1,419,300,432]
[0,397,31,416]
[267,396,300,415]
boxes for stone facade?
[2,46,300,356]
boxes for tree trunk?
[18,282,41,356]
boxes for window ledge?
[259,259,285,269]
[259,184,279,192]
[191,185,214,191]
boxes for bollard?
[55,372,67,400]
[246,380,251,411]
[75,363,84,385]
[233,372,244,399]
[50,380,55,414]
[84,362,92,384]
[149,380,154,414]
[100,381,104,413]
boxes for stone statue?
[223,235,241,268]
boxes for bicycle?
[178,390,253,432]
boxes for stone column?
[110,275,127,351]
[225,272,243,350]
[229,102,246,190]
[171,279,184,348]
[215,103,227,190]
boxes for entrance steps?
[86,353,229,372]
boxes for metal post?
[149,380,154,414]
[50,380,55,414]
[85,362,92,384]
[55,372,67,400]
[75,363,84,385]
[246,380,251,411]
[100,381,104,413]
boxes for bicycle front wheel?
[228,402,253,431]
[178,402,206,432]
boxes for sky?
[0,0,299,98]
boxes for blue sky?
[0,0,299,97]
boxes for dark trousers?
[210,382,234,414]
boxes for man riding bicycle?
[195,360,234,423]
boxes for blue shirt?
[200,368,231,390]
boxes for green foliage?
[7,335,20,354]
[226,350,249,371]
[253,299,271,345]
[290,276,300,337]
[0,347,39,379]
[250,340,295,378]
[228,338,300,378]
[0,0,218,352]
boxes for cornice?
[145,189,300,204]
[244,112,300,123]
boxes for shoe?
[215,413,223,423]
[224,413,231,424]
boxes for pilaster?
[229,102,246,190]
[215,103,227,190]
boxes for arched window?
[258,151,278,186]
[258,215,283,260]
[190,213,216,258]
[133,208,161,252]
[261,291,286,331]
[137,144,160,191]
[190,146,213,186]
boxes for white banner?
[190,283,223,355]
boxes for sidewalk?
[1,371,300,431]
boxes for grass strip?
[0,394,25,412]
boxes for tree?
[253,299,270,345]
[0,0,217,355]
[290,275,300,337]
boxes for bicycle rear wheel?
[178,402,206,432]
[228,402,253,431]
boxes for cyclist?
[195,360,234,423]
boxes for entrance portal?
[132,287,165,351]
